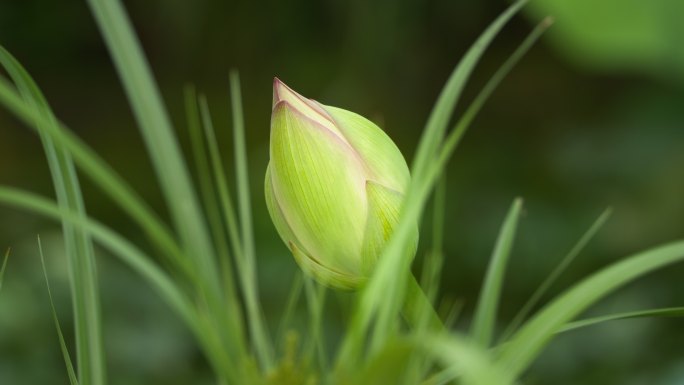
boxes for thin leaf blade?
[38,236,79,385]
[559,307,684,333]
[470,198,523,347]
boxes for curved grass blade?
[0,187,243,382]
[38,236,79,385]
[498,240,684,376]
[499,207,612,343]
[334,1,531,371]
[470,198,523,347]
[85,0,222,308]
[427,16,554,189]
[0,248,10,292]
[0,188,198,333]
[0,68,191,279]
[185,87,232,278]
[411,0,530,180]
[196,96,251,362]
[558,307,684,333]
[185,88,243,332]
[0,46,105,385]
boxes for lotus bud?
[265,78,417,289]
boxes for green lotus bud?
[265,78,417,289]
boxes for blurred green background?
[1,0,683,384]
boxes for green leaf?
[558,306,684,333]
[498,240,684,376]
[470,198,523,347]
[38,236,79,385]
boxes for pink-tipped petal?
[272,78,348,143]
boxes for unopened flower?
[265,79,417,289]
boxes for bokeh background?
[1,0,683,384]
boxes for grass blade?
[558,307,684,333]
[0,187,243,381]
[0,65,191,280]
[426,16,554,191]
[470,198,523,347]
[185,88,244,327]
[0,248,10,292]
[85,0,222,305]
[498,240,684,376]
[0,46,106,384]
[197,97,242,262]
[0,188,198,334]
[38,236,79,385]
[196,96,251,362]
[410,0,529,182]
[499,207,612,343]
[229,71,274,370]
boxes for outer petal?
[322,105,411,193]
[360,181,418,276]
[289,241,364,290]
[269,101,368,276]
[266,165,361,289]
[264,164,301,251]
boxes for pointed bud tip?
[273,77,301,105]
